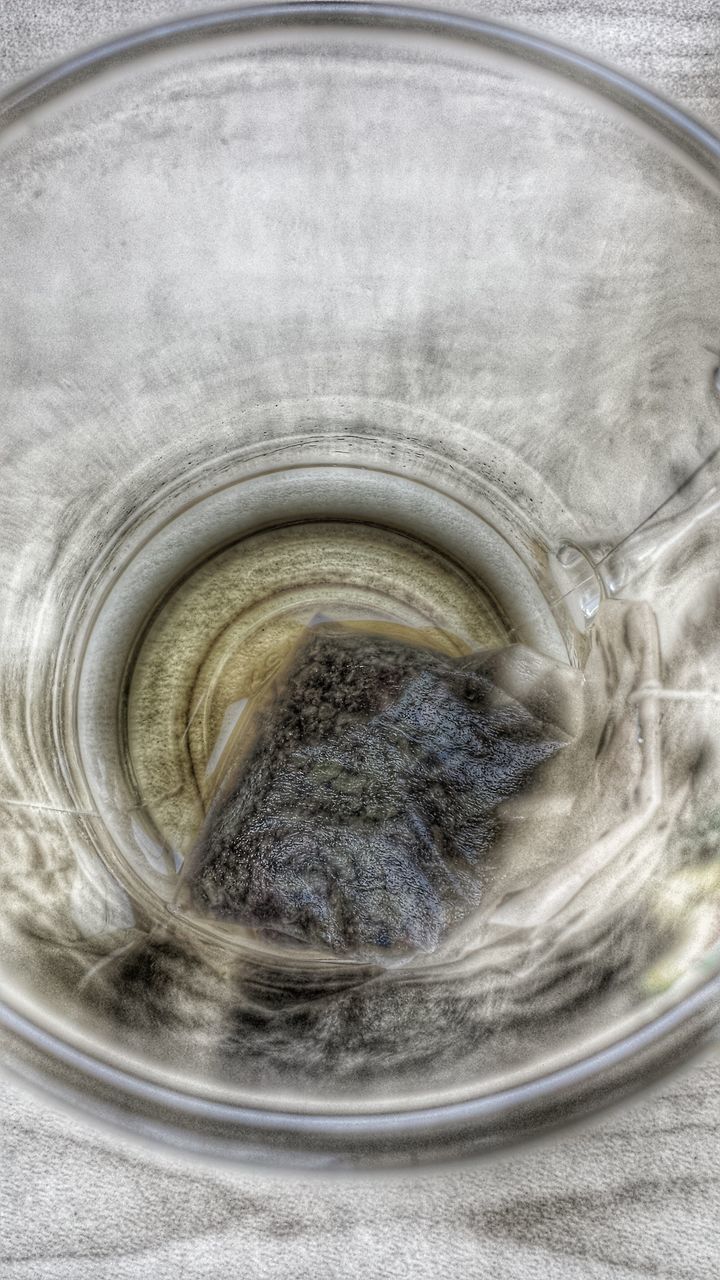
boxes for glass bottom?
[56,420,571,935]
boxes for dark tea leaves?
[184,626,570,957]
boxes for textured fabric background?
[1,3,720,1277]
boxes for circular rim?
[3,1,720,181]
[3,1,720,1167]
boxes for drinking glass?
[2,3,720,1169]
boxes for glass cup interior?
[2,6,720,1167]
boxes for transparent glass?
[2,4,720,1170]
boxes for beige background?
[1,3,719,1276]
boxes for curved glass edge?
[1,1,720,183]
[1,969,719,1170]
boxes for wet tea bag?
[181,624,573,958]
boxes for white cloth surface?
[1,2,720,1276]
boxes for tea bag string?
[501,437,720,647]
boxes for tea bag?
[182,624,572,957]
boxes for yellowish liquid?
[126,521,508,858]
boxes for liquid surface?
[126,521,508,867]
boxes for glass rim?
[3,1,720,1165]
[2,1,720,175]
